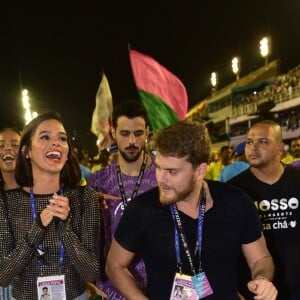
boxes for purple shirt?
[88,157,157,299]
[290,159,300,168]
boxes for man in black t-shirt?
[105,120,277,300]
[229,120,300,300]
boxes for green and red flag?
[129,49,188,131]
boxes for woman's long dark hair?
[15,112,81,188]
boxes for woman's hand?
[47,193,70,221]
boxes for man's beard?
[159,175,197,206]
[119,146,143,162]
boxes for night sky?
[1,1,299,142]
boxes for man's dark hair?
[112,99,149,128]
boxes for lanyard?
[116,153,147,208]
[30,187,65,267]
[170,187,206,275]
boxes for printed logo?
[114,198,132,217]
[255,197,299,231]
[255,197,299,212]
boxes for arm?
[106,238,149,300]
[242,235,278,300]
[0,221,46,286]
[85,282,108,299]
[0,193,46,285]
[57,187,101,282]
[87,170,121,209]
[97,191,121,209]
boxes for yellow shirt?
[205,161,224,181]
[281,154,294,164]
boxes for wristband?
[255,276,269,281]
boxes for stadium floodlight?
[231,57,240,81]
[32,111,38,119]
[211,72,217,87]
[260,37,271,66]
[21,89,34,125]
[210,72,218,94]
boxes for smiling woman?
[0,127,21,300]
[0,128,21,190]
[0,112,101,300]
[25,118,70,179]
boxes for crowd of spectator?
[229,65,300,138]
[235,64,300,109]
